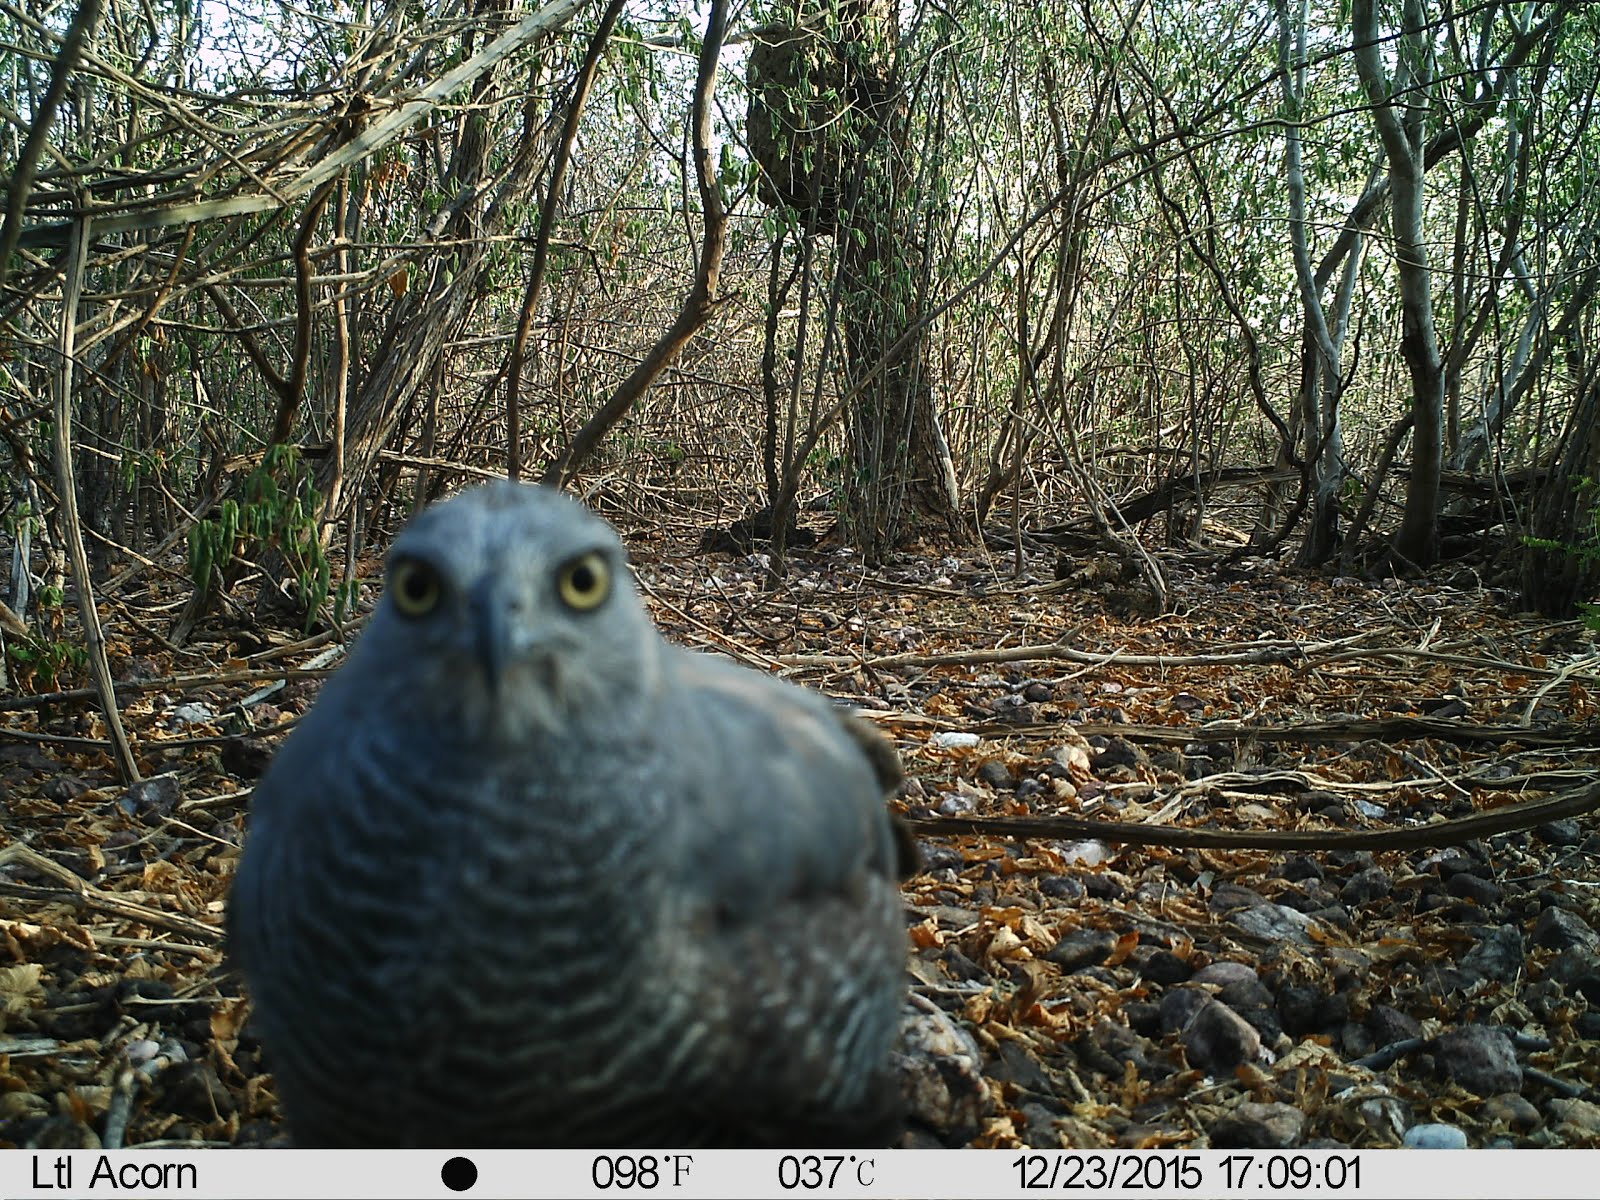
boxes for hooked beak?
[469,582,568,733]
[471,583,523,694]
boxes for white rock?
[1059,840,1109,867]
[1402,1123,1468,1149]
[169,702,215,726]
[1227,902,1327,946]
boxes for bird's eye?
[389,558,443,618]
[557,552,611,611]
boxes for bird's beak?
[470,582,566,733]
[471,584,517,694]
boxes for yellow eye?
[389,558,443,618]
[557,552,611,611]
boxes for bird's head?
[360,482,660,743]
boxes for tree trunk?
[1522,375,1600,618]
[832,2,962,562]
[1353,0,1443,568]
[1279,0,1349,566]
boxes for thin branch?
[0,0,104,292]
[505,0,627,481]
[540,0,732,487]
[49,215,140,783]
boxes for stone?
[1402,1123,1468,1149]
[1179,998,1262,1075]
[1480,1092,1540,1133]
[1340,866,1393,906]
[1210,1101,1305,1149]
[1045,929,1117,972]
[1433,1025,1522,1096]
[1531,905,1599,953]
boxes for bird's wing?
[660,647,909,913]
[656,648,911,1145]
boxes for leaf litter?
[1,529,1598,1149]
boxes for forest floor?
[3,516,1600,1150]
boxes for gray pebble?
[1158,986,1211,1033]
[169,701,216,726]
[1545,948,1600,1004]
[1548,1097,1600,1137]
[1135,948,1192,986]
[1340,866,1393,906]
[1227,902,1326,946]
[1210,1101,1305,1149]
[918,844,965,873]
[1179,997,1262,1074]
[1045,928,1117,972]
[1091,737,1144,770]
[936,791,976,817]
[1445,872,1503,906]
[1357,1092,1410,1142]
[1433,1025,1522,1096]
[988,1039,1053,1094]
[43,775,90,801]
[1019,1102,1066,1148]
[1039,875,1086,901]
[1534,819,1583,846]
[117,774,181,818]
[1215,975,1274,1011]
[1341,1021,1375,1059]
[1531,905,1600,953]
[1191,961,1259,988]
[976,760,1014,789]
[1402,1123,1468,1149]
[1481,1092,1541,1133]
[1367,1004,1423,1048]
[1210,883,1267,912]
[1276,986,1325,1035]
[1457,925,1526,985]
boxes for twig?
[102,1067,136,1149]
[92,934,223,960]
[634,570,781,671]
[0,0,104,290]
[1524,1066,1591,1099]
[17,0,595,248]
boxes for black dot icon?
[442,1156,478,1192]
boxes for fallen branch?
[0,842,222,946]
[902,779,1600,853]
[862,711,1597,750]
[783,636,1599,683]
[0,665,339,713]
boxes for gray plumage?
[228,482,911,1147]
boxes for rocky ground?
[2,525,1599,1149]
